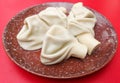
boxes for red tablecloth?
[0,0,120,83]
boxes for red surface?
[0,0,120,83]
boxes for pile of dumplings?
[17,2,100,65]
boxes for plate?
[3,2,118,79]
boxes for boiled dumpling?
[17,15,49,50]
[40,25,87,65]
[38,7,67,27]
[17,7,67,50]
[67,2,100,55]
[68,2,96,36]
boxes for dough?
[41,25,87,65]
[17,7,67,50]
[67,2,100,55]
[38,7,67,27]
[17,15,49,50]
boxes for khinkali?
[17,15,49,50]
[67,2,100,55]
[38,7,67,27]
[40,25,87,65]
[17,7,67,50]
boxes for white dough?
[41,25,87,65]
[17,15,49,50]
[38,7,67,27]
[77,33,100,55]
[17,7,67,50]
[67,2,100,55]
